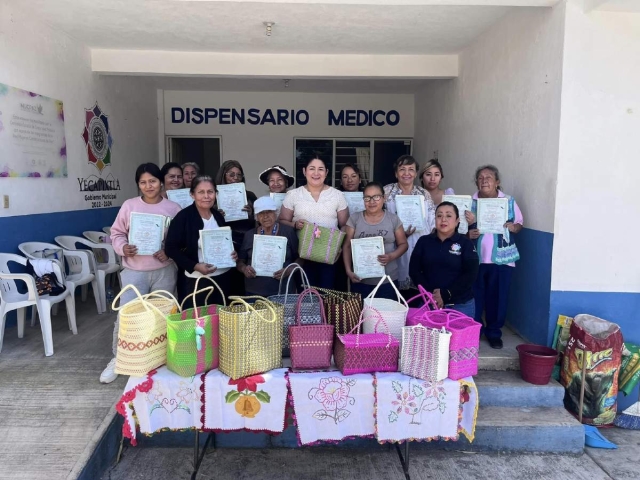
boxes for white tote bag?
[400,324,451,382]
[362,275,409,342]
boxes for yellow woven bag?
[113,285,180,377]
[219,296,284,380]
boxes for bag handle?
[278,263,311,299]
[347,305,393,348]
[405,285,438,311]
[228,295,277,324]
[365,275,409,309]
[294,288,327,327]
[193,275,227,306]
[140,290,181,308]
[179,286,215,311]
[111,284,170,318]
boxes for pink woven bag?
[334,307,400,375]
[409,308,480,380]
[289,288,334,370]
[405,286,439,324]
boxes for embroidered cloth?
[203,368,288,433]
[375,372,478,443]
[288,371,375,446]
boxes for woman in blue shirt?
[409,202,479,317]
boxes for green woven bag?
[298,223,346,265]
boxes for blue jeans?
[350,280,399,300]
[474,263,514,340]
[445,298,475,319]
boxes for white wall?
[413,5,566,233]
[162,90,414,194]
[0,2,157,218]
[551,4,640,291]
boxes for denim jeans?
[445,298,476,318]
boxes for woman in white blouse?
[279,157,348,288]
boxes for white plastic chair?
[103,226,112,236]
[18,242,101,314]
[0,253,77,356]
[55,236,120,314]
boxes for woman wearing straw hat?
[259,165,295,194]
[237,196,301,297]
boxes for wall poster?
[0,82,67,177]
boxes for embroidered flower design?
[225,375,270,417]
[229,375,265,393]
[391,391,418,415]
[176,382,196,403]
[308,377,356,424]
[147,385,164,403]
[390,379,447,425]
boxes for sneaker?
[488,337,503,350]
[100,358,118,384]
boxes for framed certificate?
[442,195,473,234]
[167,188,194,209]
[200,227,236,268]
[477,198,509,235]
[395,195,427,231]
[129,213,166,255]
[252,235,288,277]
[270,192,287,214]
[217,183,249,222]
[351,236,385,280]
[343,191,365,215]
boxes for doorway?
[166,136,222,178]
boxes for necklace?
[259,223,279,235]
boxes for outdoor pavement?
[102,427,640,480]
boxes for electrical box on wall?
[3,195,8,209]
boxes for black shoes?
[488,337,503,349]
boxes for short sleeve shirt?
[282,186,348,229]
[346,211,404,285]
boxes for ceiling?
[19,0,515,55]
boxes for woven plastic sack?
[166,277,225,377]
[268,264,323,356]
[289,288,334,370]
[315,287,363,335]
[408,308,481,380]
[362,275,408,342]
[113,285,180,377]
[219,296,284,380]
[298,223,346,265]
[334,306,399,375]
[401,324,451,381]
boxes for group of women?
[100,156,523,384]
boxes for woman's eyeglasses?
[226,172,244,179]
[363,195,383,202]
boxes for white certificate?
[442,195,473,234]
[343,192,365,215]
[394,195,427,231]
[270,193,287,214]
[167,188,194,209]
[252,235,288,277]
[477,198,509,235]
[217,183,249,222]
[128,213,165,255]
[200,227,236,268]
[351,236,386,280]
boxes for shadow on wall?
[506,228,554,346]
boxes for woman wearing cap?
[237,196,300,296]
[166,175,237,307]
[215,160,257,295]
[279,156,348,289]
[182,162,200,189]
[383,155,436,292]
[161,162,184,197]
[419,159,454,206]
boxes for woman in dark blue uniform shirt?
[409,202,479,317]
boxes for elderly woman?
[420,159,454,206]
[466,165,523,349]
[339,164,364,192]
[343,182,408,299]
[259,165,295,194]
[166,175,237,308]
[182,162,200,189]
[383,155,435,292]
[161,162,184,197]
[409,202,478,317]
[237,196,300,296]
[101,163,182,384]
[279,156,348,288]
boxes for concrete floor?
[0,300,126,480]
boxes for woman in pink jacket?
[100,163,181,384]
